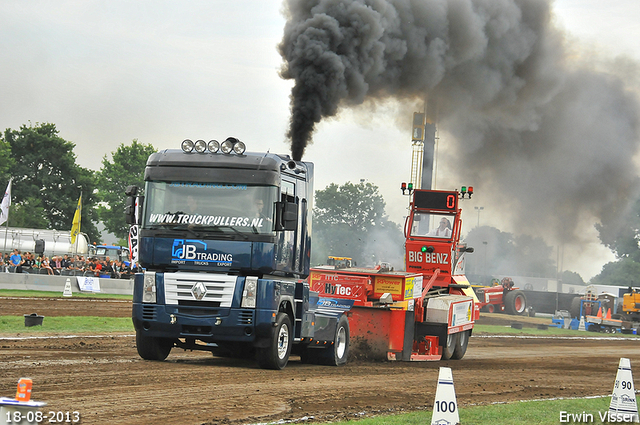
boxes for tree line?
[0,122,154,245]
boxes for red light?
[401,182,407,190]
[468,186,473,194]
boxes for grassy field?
[0,288,132,300]
[0,315,133,334]
[329,397,615,425]
[0,289,134,334]
[474,323,640,338]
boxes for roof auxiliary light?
[181,139,194,153]
[221,139,234,154]
[182,137,245,154]
[208,140,220,153]
[194,139,207,153]
[233,140,246,155]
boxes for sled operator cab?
[403,187,475,282]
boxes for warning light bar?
[401,182,414,195]
[459,186,473,199]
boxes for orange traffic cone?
[606,308,612,320]
[597,307,603,318]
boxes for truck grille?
[164,272,237,307]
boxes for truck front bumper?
[132,303,275,343]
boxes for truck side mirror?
[124,186,143,225]
[125,197,136,225]
[275,201,298,231]
[125,185,138,196]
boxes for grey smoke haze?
[279,0,640,247]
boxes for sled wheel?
[441,332,458,360]
[451,330,470,360]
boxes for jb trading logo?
[171,239,233,265]
[172,239,207,260]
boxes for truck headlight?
[241,277,257,308]
[142,271,157,303]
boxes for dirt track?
[1,297,639,425]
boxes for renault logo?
[191,282,207,300]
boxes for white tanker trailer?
[0,227,89,258]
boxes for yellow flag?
[70,194,82,244]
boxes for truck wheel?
[318,315,350,366]
[257,312,292,370]
[136,331,173,361]
[441,332,458,360]
[484,304,495,314]
[504,290,527,315]
[451,330,470,360]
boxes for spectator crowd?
[1,249,139,278]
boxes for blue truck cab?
[126,138,350,369]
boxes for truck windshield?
[142,181,278,235]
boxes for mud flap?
[401,310,415,361]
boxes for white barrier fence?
[0,272,133,295]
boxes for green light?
[408,183,414,190]
[421,246,427,253]
[461,186,467,193]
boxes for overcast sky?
[1,0,639,280]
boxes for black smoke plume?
[279,0,640,252]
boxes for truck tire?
[451,330,470,360]
[504,290,527,315]
[441,332,458,360]
[136,331,173,361]
[317,315,350,366]
[256,312,292,370]
[484,304,495,314]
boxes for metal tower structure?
[409,99,437,191]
